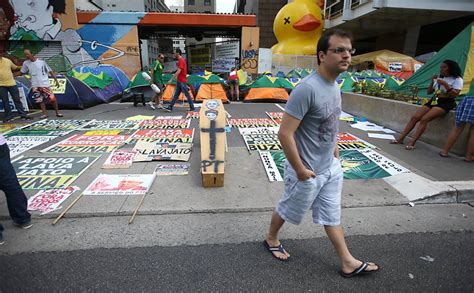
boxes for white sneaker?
[148,102,156,110]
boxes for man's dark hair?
[175,48,182,55]
[48,0,66,14]
[442,59,462,78]
[316,29,353,65]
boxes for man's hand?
[296,168,316,181]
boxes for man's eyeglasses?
[327,47,356,55]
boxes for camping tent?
[351,50,423,79]
[73,65,130,91]
[287,68,313,78]
[18,76,103,109]
[161,73,195,103]
[124,70,155,102]
[397,22,474,99]
[192,74,229,103]
[69,70,122,102]
[244,75,293,102]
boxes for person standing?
[0,49,31,122]
[21,49,63,119]
[264,30,379,278]
[228,67,240,101]
[163,48,195,112]
[149,53,165,110]
[0,132,33,245]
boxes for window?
[188,0,195,5]
[204,0,211,6]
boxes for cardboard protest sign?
[154,163,190,176]
[79,120,140,130]
[8,119,92,136]
[265,112,283,124]
[102,150,135,169]
[138,119,191,129]
[337,132,376,150]
[243,133,282,151]
[340,149,409,179]
[12,155,99,190]
[228,118,277,128]
[83,174,155,195]
[27,186,79,214]
[125,115,154,121]
[41,134,129,153]
[49,78,67,94]
[129,129,194,143]
[133,141,192,162]
[6,136,57,158]
[0,124,21,134]
[186,111,200,119]
[259,150,285,182]
[154,116,183,119]
[239,127,279,135]
[83,130,123,136]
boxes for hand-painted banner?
[12,155,100,190]
[186,111,200,119]
[41,135,129,153]
[129,129,194,143]
[27,186,79,215]
[337,132,376,150]
[83,130,123,136]
[243,133,282,151]
[265,112,283,124]
[79,120,140,130]
[228,118,277,128]
[239,127,279,135]
[49,78,67,94]
[133,141,192,162]
[21,119,93,131]
[6,136,57,158]
[125,115,155,121]
[83,174,156,195]
[102,150,135,169]
[259,150,285,182]
[138,119,191,129]
[154,163,190,176]
[0,124,22,134]
[340,149,409,179]
[154,116,183,119]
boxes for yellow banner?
[49,78,67,94]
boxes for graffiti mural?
[0,0,141,77]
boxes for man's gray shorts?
[276,158,343,226]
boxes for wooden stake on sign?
[128,193,147,224]
[200,100,226,187]
[52,193,84,225]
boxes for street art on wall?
[0,0,140,77]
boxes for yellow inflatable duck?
[271,0,324,55]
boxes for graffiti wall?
[0,0,141,78]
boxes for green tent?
[250,75,294,89]
[338,76,359,92]
[384,76,405,90]
[397,22,474,99]
[69,71,114,89]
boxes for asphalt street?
[1,231,472,292]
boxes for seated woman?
[391,60,463,150]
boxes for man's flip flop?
[263,240,289,262]
[339,262,380,278]
[56,114,64,117]
[405,145,415,150]
[390,140,403,144]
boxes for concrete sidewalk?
[0,102,472,221]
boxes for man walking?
[0,133,33,245]
[264,30,379,278]
[163,49,195,112]
[149,53,165,110]
[0,49,31,122]
[21,49,63,119]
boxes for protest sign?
[133,141,192,162]
[154,163,190,176]
[27,186,79,214]
[138,119,191,129]
[186,111,200,119]
[129,129,194,143]
[6,136,57,158]
[265,112,283,124]
[79,120,140,130]
[13,155,99,190]
[102,150,135,169]
[337,132,376,150]
[41,134,129,153]
[340,149,409,179]
[239,127,279,135]
[0,123,21,134]
[83,174,155,195]
[8,120,92,136]
[228,118,277,128]
[259,150,285,182]
[243,133,282,151]
[125,115,154,121]
[83,130,123,136]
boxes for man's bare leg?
[266,211,290,260]
[325,225,378,273]
[38,103,48,117]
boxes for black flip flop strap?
[355,262,368,274]
[269,244,284,253]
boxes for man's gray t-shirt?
[285,71,341,174]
